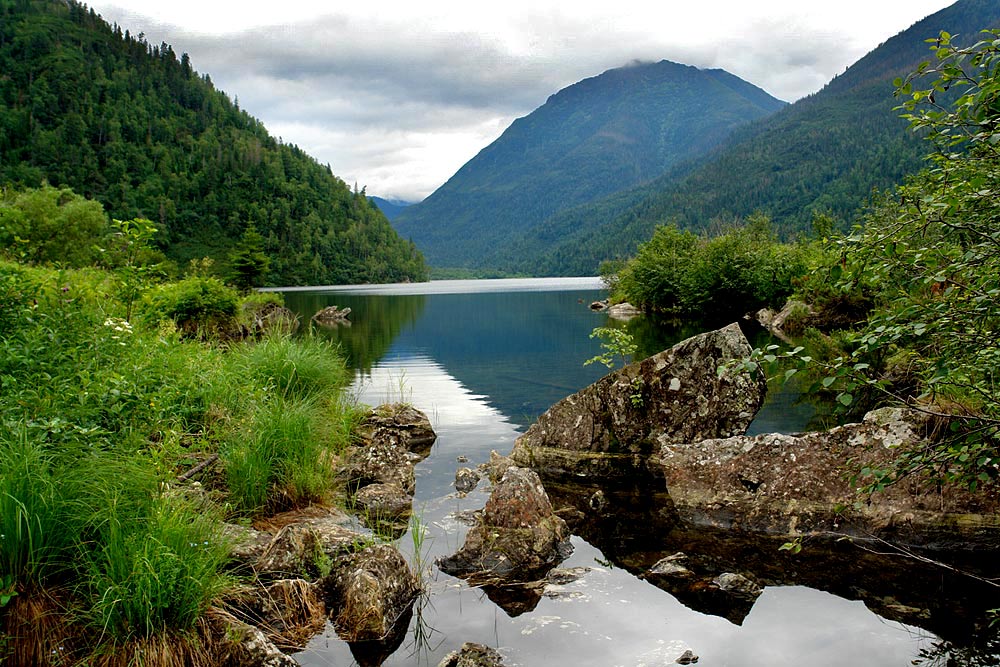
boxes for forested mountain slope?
[511,0,1000,276]
[392,60,786,270]
[0,0,427,285]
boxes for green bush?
[141,275,239,337]
[613,214,809,321]
[0,185,108,267]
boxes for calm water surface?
[278,278,991,667]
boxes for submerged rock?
[437,465,572,586]
[312,305,352,323]
[511,323,765,482]
[607,302,642,321]
[676,649,700,665]
[455,466,481,494]
[438,642,506,667]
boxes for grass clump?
[82,493,230,641]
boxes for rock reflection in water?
[545,477,998,646]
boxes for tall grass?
[231,333,350,402]
[82,493,230,641]
[0,428,83,586]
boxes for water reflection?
[282,280,988,667]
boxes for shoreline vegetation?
[0,213,369,662]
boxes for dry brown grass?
[1,590,76,667]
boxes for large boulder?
[355,403,437,455]
[437,466,572,585]
[656,407,1000,550]
[511,323,766,482]
[321,544,420,643]
[254,511,367,578]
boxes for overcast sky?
[92,1,953,202]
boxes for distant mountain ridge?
[369,196,414,221]
[393,60,787,270]
[498,0,1000,276]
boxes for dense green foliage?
[610,215,811,322]
[776,31,1000,492]
[0,0,427,285]
[496,0,1000,276]
[0,250,360,655]
[394,60,785,270]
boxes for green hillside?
[514,0,1000,276]
[392,60,786,270]
[0,0,427,286]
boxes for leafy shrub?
[0,186,107,267]
[142,276,239,337]
[613,214,809,321]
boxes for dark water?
[278,279,997,667]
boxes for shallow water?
[280,278,995,667]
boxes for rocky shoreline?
[217,323,998,665]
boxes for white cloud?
[93,1,952,200]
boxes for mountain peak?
[394,61,785,270]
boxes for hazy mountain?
[392,60,787,271]
[369,196,415,222]
[507,0,1000,276]
[0,0,427,285]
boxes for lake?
[278,278,995,667]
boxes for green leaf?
[838,393,854,406]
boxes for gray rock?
[222,522,273,567]
[677,649,700,665]
[210,614,298,667]
[649,553,693,578]
[354,482,413,528]
[511,323,766,482]
[255,513,367,577]
[455,466,481,494]
[437,466,572,583]
[713,572,763,599]
[356,403,437,453]
[655,407,1000,549]
[341,426,417,494]
[438,642,506,667]
[479,450,516,485]
[311,305,351,322]
[322,543,420,643]
[607,302,642,321]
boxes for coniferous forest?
[0,0,428,286]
